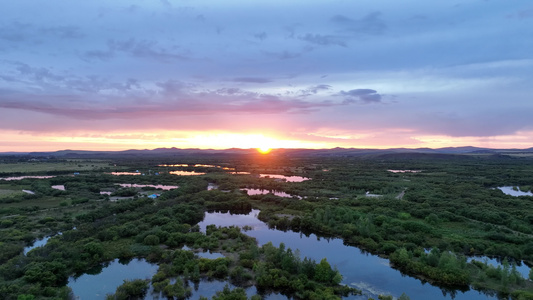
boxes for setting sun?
[257,147,272,154]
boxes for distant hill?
[1,146,532,159]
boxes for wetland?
[1,152,533,299]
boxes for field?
[0,160,116,174]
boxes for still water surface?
[199,210,498,300]
[117,183,179,190]
[0,175,56,181]
[169,170,206,176]
[68,259,158,299]
[498,186,533,197]
[65,210,501,300]
[259,174,309,182]
[242,188,299,198]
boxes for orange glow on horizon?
[1,129,533,152]
[257,147,272,154]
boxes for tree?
[398,293,411,300]
[143,234,160,246]
[108,279,149,300]
[314,258,332,283]
[212,285,247,300]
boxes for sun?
[257,147,272,154]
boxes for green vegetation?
[0,153,532,299]
[0,159,115,174]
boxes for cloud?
[331,12,386,36]
[253,32,267,41]
[81,50,114,61]
[298,34,346,47]
[156,80,195,96]
[338,89,382,103]
[41,25,85,39]
[108,38,190,62]
[0,61,144,94]
[0,22,31,42]
[299,84,331,97]
[0,93,333,119]
[263,50,303,60]
[0,77,358,121]
[230,77,273,83]
[506,8,533,19]
[0,22,84,43]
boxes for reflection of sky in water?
[183,280,285,300]
[24,236,51,255]
[68,256,286,299]
[259,174,309,182]
[468,256,531,278]
[198,209,265,232]
[498,186,533,197]
[117,183,178,190]
[169,170,205,176]
[68,259,158,299]
[0,176,56,181]
[110,172,141,176]
[242,188,298,198]
[182,245,225,259]
[24,232,63,255]
[201,210,497,300]
[387,170,421,173]
[63,210,505,300]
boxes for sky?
[1,0,533,152]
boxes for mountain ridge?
[1,146,532,158]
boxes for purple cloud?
[339,89,382,103]
[230,77,273,83]
[331,12,386,36]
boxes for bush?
[107,279,149,300]
[143,235,160,246]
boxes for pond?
[52,185,65,190]
[159,164,235,170]
[388,170,421,173]
[169,170,206,176]
[259,174,309,182]
[24,232,63,255]
[110,172,141,176]
[68,258,158,299]
[68,256,283,299]
[198,210,498,300]
[497,186,533,197]
[117,183,179,190]
[0,175,56,181]
[182,245,225,259]
[468,256,531,278]
[242,188,301,199]
[24,236,51,255]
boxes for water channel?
[64,209,505,299]
[198,210,499,300]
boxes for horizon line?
[2,145,533,154]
